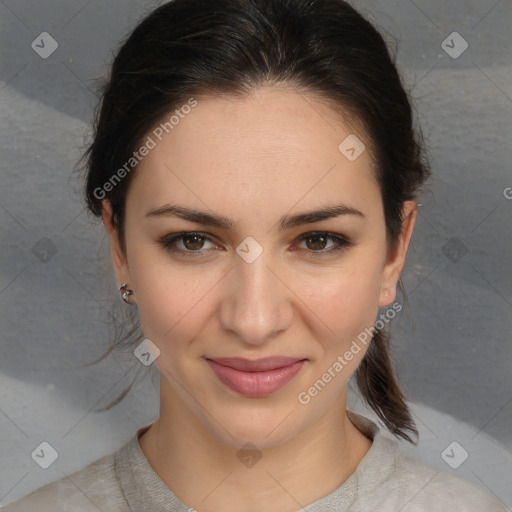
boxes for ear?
[101,200,131,288]
[378,200,417,307]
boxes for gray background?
[0,0,511,508]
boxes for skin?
[102,84,417,512]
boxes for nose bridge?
[219,241,291,345]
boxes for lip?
[206,357,306,397]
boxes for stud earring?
[119,283,135,305]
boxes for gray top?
[1,411,507,511]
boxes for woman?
[1,0,506,510]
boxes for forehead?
[127,85,380,218]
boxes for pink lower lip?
[206,359,306,397]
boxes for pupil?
[308,234,326,250]
[185,235,203,250]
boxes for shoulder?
[0,452,127,512]
[346,411,507,511]
[386,439,507,511]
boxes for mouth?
[205,356,307,397]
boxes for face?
[103,85,416,449]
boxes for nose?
[219,245,293,346]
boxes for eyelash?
[157,231,352,258]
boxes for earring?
[119,283,135,305]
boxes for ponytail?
[355,329,418,444]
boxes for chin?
[202,401,305,450]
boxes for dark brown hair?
[83,0,429,443]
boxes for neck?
[138,377,372,512]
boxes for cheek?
[127,248,189,347]
[128,248,225,366]
[136,273,204,345]
[292,266,383,400]
[294,259,383,345]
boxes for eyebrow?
[146,203,364,231]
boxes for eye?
[294,231,352,256]
[158,230,352,258]
[157,232,219,257]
